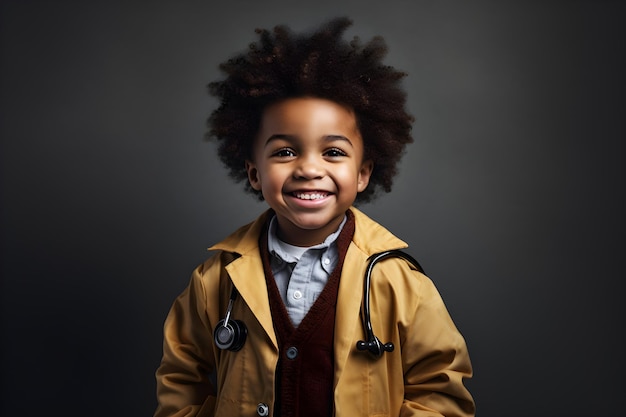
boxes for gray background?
[1,1,624,416]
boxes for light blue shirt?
[267,215,346,327]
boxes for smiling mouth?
[292,191,329,200]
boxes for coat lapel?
[209,210,278,349]
[226,254,278,349]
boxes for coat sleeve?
[154,261,219,417]
[399,271,475,417]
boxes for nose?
[293,155,325,180]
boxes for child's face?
[246,97,373,246]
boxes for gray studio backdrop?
[1,1,624,416]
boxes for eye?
[271,147,296,158]
[324,147,348,158]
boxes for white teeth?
[294,192,327,200]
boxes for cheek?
[334,166,362,188]
[263,166,289,189]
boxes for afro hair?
[207,17,414,204]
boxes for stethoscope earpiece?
[356,337,394,357]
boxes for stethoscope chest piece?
[214,287,248,351]
[214,318,247,351]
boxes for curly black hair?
[207,17,414,204]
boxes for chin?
[291,218,330,230]
[290,213,341,230]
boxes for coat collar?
[208,206,408,258]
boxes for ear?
[357,160,374,192]
[245,160,262,191]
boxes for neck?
[276,216,344,247]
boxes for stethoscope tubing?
[215,249,424,358]
[358,250,424,358]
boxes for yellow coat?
[155,208,475,417]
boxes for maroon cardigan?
[259,211,356,417]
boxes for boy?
[155,17,474,417]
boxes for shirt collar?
[267,214,347,264]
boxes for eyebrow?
[264,134,354,147]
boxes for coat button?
[286,346,298,359]
[257,403,269,416]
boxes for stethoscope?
[213,249,424,359]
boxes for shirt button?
[286,346,298,359]
[293,290,302,300]
[323,257,330,265]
